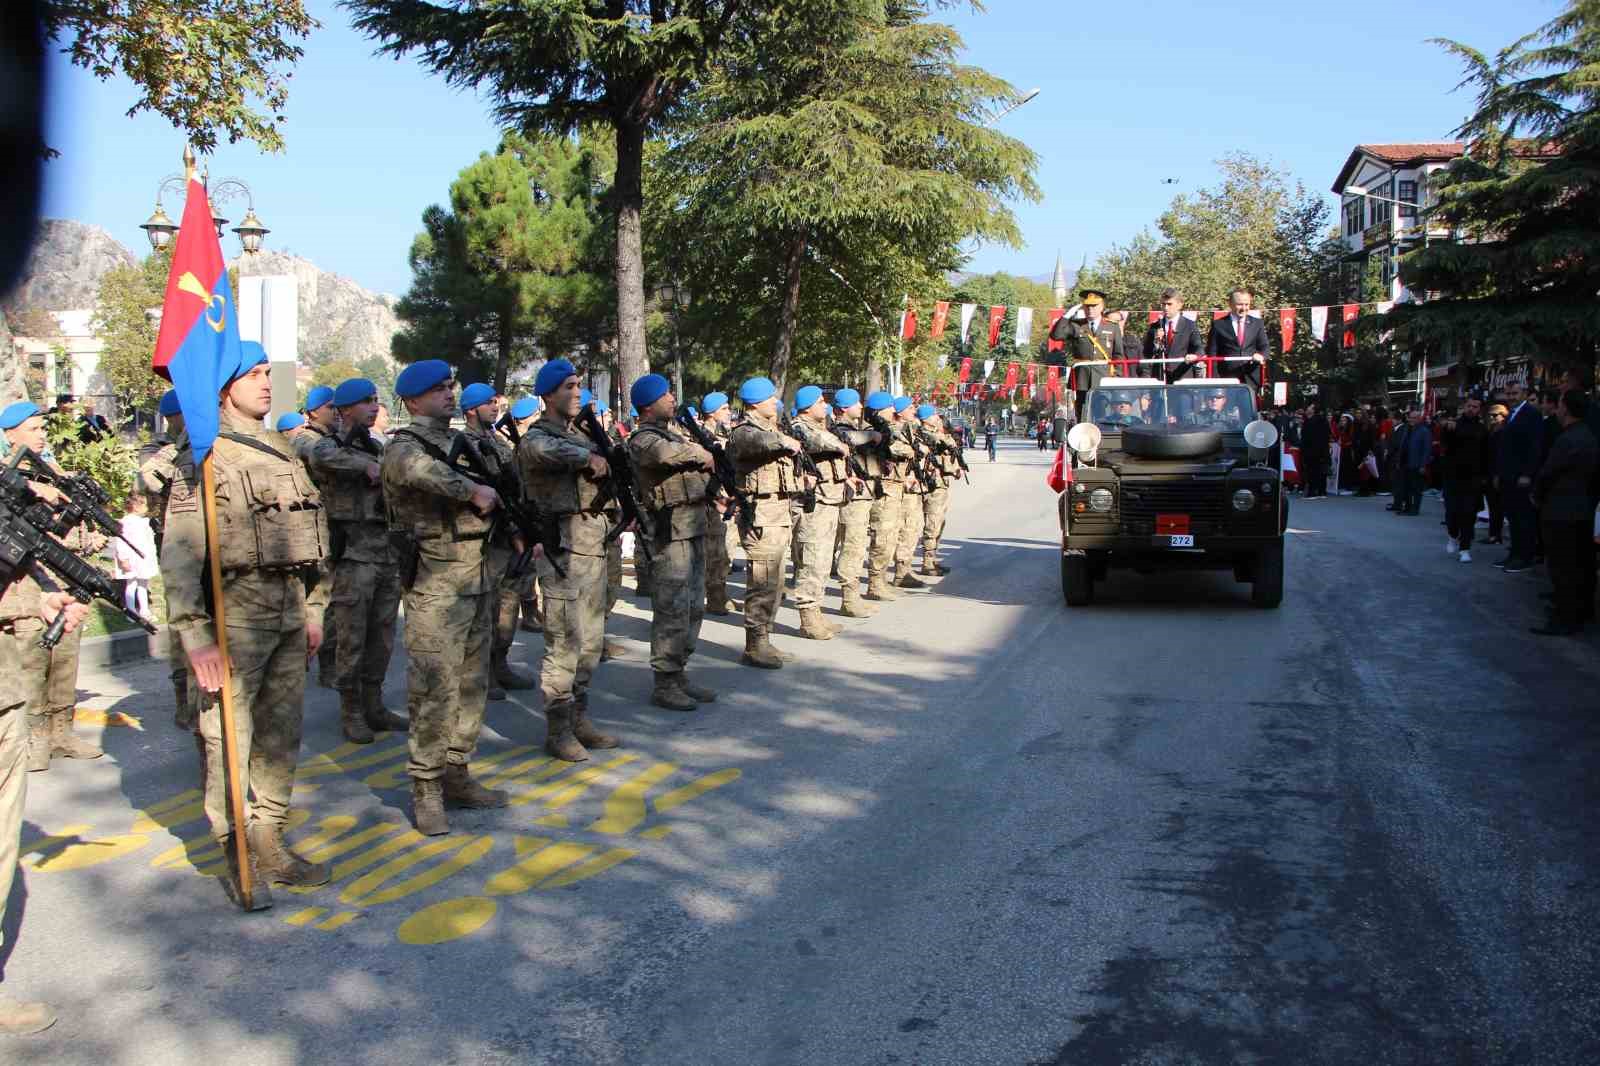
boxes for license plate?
[1168,534,1195,548]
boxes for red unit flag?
[901,306,918,340]
[1341,304,1359,349]
[1046,365,1061,401]
[1003,362,1019,394]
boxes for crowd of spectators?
[1266,367,1600,636]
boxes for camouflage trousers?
[403,589,491,780]
[332,558,401,697]
[1,627,30,947]
[489,543,522,656]
[704,503,732,603]
[741,522,793,631]
[168,615,192,731]
[317,611,337,680]
[16,615,78,733]
[793,502,842,610]
[632,540,653,599]
[922,486,950,561]
[868,485,905,580]
[650,536,706,674]
[195,622,309,842]
[837,496,872,590]
[606,538,624,613]
[894,490,926,572]
[538,551,607,706]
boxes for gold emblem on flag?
[177,271,227,333]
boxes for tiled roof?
[1332,143,1465,192]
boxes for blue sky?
[40,0,1557,298]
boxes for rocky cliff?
[8,219,137,312]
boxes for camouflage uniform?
[791,418,854,636]
[307,427,404,740]
[0,588,33,999]
[629,418,713,705]
[728,409,801,665]
[861,413,915,599]
[137,434,190,728]
[295,423,340,683]
[163,410,331,897]
[703,419,736,613]
[921,424,961,572]
[464,422,535,693]
[830,413,878,614]
[894,422,929,583]
[517,411,619,760]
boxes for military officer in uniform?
[861,391,915,601]
[296,384,340,687]
[828,388,879,618]
[626,374,719,709]
[137,388,190,730]
[162,343,332,906]
[728,376,805,668]
[1048,289,1125,415]
[700,391,738,615]
[918,405,959,576]
[302,384,337,443]
[789,385,861,638]
[275,412,307,436]
[307,377,409,743]
[461,382,538,699]
[381,360,510,836]
[891,397,930,591]
[518,360,620,761]
[506,396,545,634]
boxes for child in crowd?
[112,492,160,622]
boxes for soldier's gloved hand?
[470,484,500,515]
[188,644,227,693]
[305,622,324,664]
[39,593,89,635]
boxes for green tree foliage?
[392,134,609,391]
[650,0,1039,391]
[44,412,140,514]
[1389,0,1600,372]
[42,0,319,154]
[91,252,170,414]
[347,0,746,396]
[309,359,362,390]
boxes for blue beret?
[305,385,335,412]
[395,359,452,399]
[630,373,670,411]
[865,390,894,411]
[687,405,699,418]
[509,396,539,420]
[833,388,861,409]
[226,341,269,387]
[158,389,182,417]
[892,396,913,413]
[596,399,610,415]
[795,385,823,411]
[334,378,378,408]
[739,377,777,404]
[0,401,41,430]
[629,405,637,417]
[459,382,495,412]
[579,387,593,408]
[275,412,305,432]
[916,403,936,420]
[703,392,728,414]
[533,359,575,397]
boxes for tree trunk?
[865,355,882,395]
[614,119,649,397]
[768,232,807,393]
[494,307,513,394]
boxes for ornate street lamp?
[232,207,270,253]
[142,156,269,258]
[139,203,177,251]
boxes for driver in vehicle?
[1190,388,1241,427]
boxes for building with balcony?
[1331,142,1462,302]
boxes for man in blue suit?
[1495,380,1545,572]
[1202,288,1271,389]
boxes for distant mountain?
[8,219,136,312]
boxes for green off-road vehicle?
[1057,377,1287,608]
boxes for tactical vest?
[631,422,711,511]
[520,422,610,516]
[732,417,800,497]
[210,438,329,573]
[323,439,387,525]
[852,416,899,480]
[386,428,494,542]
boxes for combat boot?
[651,673,699,711]
[361,688,409,734]
[920,558,950,577]
[840,587,876,618]
[544,702,590,763]
[741,629,784,670]
[573,695,620,748]
[219,833,273,911]
[488,680,507,702]
[519,598,543,632]
[50,708,103,759]
[600,639,628,662]
[893,571,927,590]
[411,778,449,836]
[247,821,330,887]
[443,763,509,809]
[0,994,56,1035]
[25,715,49,773]
[797,607,838,640]
[493,652,536,690]
[681,675,718,703]
[864,577,898,602]
[340,692,375,745]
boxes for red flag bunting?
[987,306,1005,348]
[1278,308,1296,353]
[957,356,972,383]
[901,306,918,340]
[1003,362,1019,394]
[1047,308,1064,353]
[930,301,950,339]
[1341,304,1359,349]
[1025,364,1036,398]
[1046,365,1061,401]
[1148,310,1161,324]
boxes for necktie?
[1236,316,1246,346]
[1165,321,1174,347]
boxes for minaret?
[1051,252,1068,307]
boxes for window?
[1398,180,1417,219]
[1344,197,1364,236]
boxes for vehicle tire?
[1121,425,1223,460]
[1062,553,1093,606]
[1251,541,1284,608]
[1089,552,1109,581]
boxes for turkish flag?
[1148,310,1161,325]
[1046,308,1064,352]
[957,356,972,383]
[1025,364,1036,398]
[988,306,1005,348]
[1279,308,1296,353]
[1046,446,1072,492]
[1046,365,1061,401]
[1003,362,1019,394]
[1341,303,1360,349]
[930,301,950,339]
[901,306,918,340]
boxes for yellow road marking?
[640,825,673,840]
[284,907,326,926]
[509,754,640,809]
[297,739,409,781]
[72,707,143,730]
[340,836,493,906]
[317,911,360,931]
[654,768,742,814]
[541,848,637,890]
[397,897,498,945]
[589,763,678,835]
[484,839,594,897]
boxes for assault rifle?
[827,420,875,484]
[0,448,156,648]
[19,450,148,561]
[778,415,820,514]
[576,405,656,561]
[865,407,939,492]
[448,433,565,578]
[674,410,753,534]
[922,427,971,485]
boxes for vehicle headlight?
[1232,488,1257,512]
[1258,480,1275,494]
[1088,488,1114,513]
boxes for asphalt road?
[7,439,1598,1065]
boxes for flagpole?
[181,144,255,909]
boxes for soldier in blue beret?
[727,377,805,667]
[890,397,930,590]
[860,390,915,601]
[828,386,878,616]
[699,391,739,614]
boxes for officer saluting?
[381,360,509,836]
[161,342,332,907]
[1048,289,1125,411]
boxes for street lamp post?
[655,281,688,401]
[141,165,270,258]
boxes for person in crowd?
[1337,414,1357,495]
[1531,390,1598,635]
[1495,381,1545,572]
[1441,397,1489,563]
[1484,403,1508,542]
[1398,408,1432,515]
[1300,401,1330,500]
[983,419,998,462]
[112,492,160,622]
[76,400,112,443]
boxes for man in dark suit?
[1047,289,1125,415]
[1531,390,1598,634]
[1495,380,1546,572]
[1202,288,1271,389]
[1299,401,1331,499]
[1144,287,1204,381]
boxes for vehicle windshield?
[1090,385,1255,430]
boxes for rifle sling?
[216,431,295,465]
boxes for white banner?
[1014,306,1033,348]
[1273,381,1288,406]
[1310,306,1328,341]
[959,303,976,342]
[982,359,996,380]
